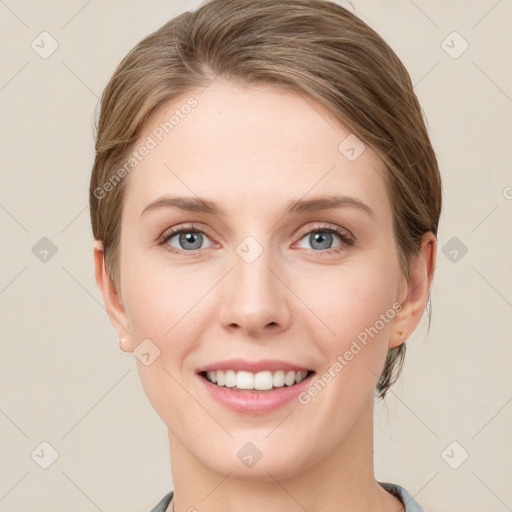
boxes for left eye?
[295,227,351,252]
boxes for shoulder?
[379,481,426,512]
[149,490,174,512]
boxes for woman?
[89,1,441,510]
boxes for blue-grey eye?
[309,232,334,250]
[165,229,212,251]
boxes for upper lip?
[196,359,314,374]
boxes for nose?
[217,244,292,337]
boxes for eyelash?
[158,223,355,256]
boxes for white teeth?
[204,369,310,390]
[285,370,296,386]
[254,371,273,390]
[224,370,237,388]
[273,370,285,387]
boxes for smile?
[201,369,312,391]
[197,369,316,414]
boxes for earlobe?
[119,337,134,353]
[389,232,437,349]
[93,239,132,348]
[388,330,406,350]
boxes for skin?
[94,79,436,512]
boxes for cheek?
[121,261,210,427]
[294,257,399,343]
[293,256,400,405]
[121,252,218,370]
[124,271,200,343]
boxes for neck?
[167,395,403,512]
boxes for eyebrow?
[140,194,375,219]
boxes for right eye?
[160,225,214,255]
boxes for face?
[99,79,427,481]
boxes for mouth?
[198,369,316,393]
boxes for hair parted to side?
[89,0,442,399]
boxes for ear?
[389,232,437,349]
[93,240,134,353]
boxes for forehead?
[123,79,391,221]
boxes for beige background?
[1,0,511,511]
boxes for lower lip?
[196,372,315,414]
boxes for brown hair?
[89,0,442,399]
